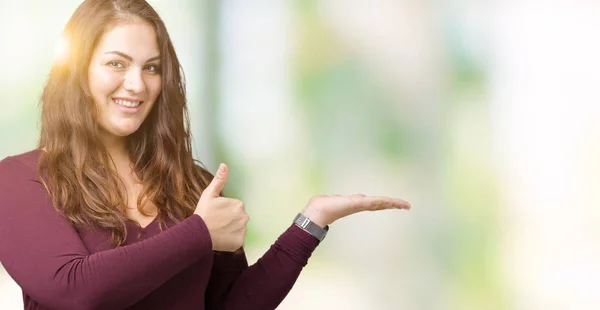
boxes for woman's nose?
[123,69,146,94]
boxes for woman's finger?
[356,196,411,212]
[391,197,411,210]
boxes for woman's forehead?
[94,21,159,60]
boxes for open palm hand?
[301,194,411,227]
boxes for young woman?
[0,1,410,309]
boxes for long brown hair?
[38,0,213,246]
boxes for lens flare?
[53,33,70,65]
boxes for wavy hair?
[38,0,213,246]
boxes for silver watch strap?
[293,213,329,242]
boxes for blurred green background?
[3,1,600,309]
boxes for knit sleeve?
[205,223,320,310]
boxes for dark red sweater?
[0,150,319,310]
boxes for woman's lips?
[113,98,143,114]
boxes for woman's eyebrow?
[104,51,160,62]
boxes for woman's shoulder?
[0,149,43,179]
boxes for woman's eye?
[146,64,161,73]
[108,61,124,68]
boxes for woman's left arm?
[204,194,410,310]
[204,225,317,310]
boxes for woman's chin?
[109,124,142,137]
[117,127,141,137]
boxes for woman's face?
[88,20,162,142]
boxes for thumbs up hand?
[194,164,249,252]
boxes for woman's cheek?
[99,70,123,90]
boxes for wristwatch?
[293,213,329,242]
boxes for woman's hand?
[301,194,411,227]
[194,164,249,252]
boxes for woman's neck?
[99,129,128,159]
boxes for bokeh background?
[1,1,600,309]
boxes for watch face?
[295,214,310,227]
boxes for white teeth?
[114,99,141,108]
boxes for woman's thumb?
[203,163,228,198]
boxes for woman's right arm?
[0,156,213,310]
